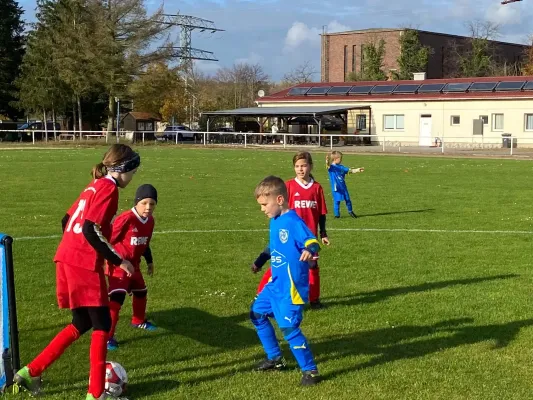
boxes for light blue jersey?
[328,163,350,198]
[267,210,320,304]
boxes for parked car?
[15,121,61,142]
[158,125,200,142]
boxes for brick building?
[321,28,527,82]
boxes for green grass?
[2,147,533,399]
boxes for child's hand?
[147,263,154,277]
[251,264,262,274]
[299,250,313,262]
[351,167,364,173]
[120,260,134,277]
[322,237,330,246]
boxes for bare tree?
[282,60,318,85]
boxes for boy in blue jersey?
[326,151,364,218]
[250,175,321,386]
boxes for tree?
[393,29,430,80]
[282,61,318,85]
[214,63,269,109]
[0,0,25,120]
[522,36,533,75]
[87,0,173,137]
[346,39,387,81]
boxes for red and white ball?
[104,361,128,397]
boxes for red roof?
[259,76,533,103]
[127,112,161,121]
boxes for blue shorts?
[251,287,304,329]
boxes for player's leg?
[87,306,112,399]
[257,267,272,294]
[277,304,320,386]
[345,194,357,218]
[130,271,156,330]
[250,289,285,370]
[108,289,126,350]
[308,262,322,309]
[333,192,342,218]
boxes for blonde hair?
[91,144,137,179]
[326,151,343,168]
[254,176,288,199]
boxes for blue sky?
[17,0,533,81]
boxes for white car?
[159,125,200,141]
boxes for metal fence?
[0,129,528,156]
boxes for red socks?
[28,324,80,377]
[109,301,121,339]
[88,330,108,398]
[257,268,272,294]
[308,267,320,303]
[131,295,147,325]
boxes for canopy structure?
[201,105,372,145]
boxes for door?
[419,114,432,146]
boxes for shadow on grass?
[323,274,519,308]
[357,208,436,218]
[314,317,533,380]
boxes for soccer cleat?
[301,370,321,386]
[131,320,157,331]
[349,212,357,218]
[13,366,42,395]
[254,356,287,371]
[85,393,116,400]
[309,300,325,310]
[334,215,340,219]
[107,337,119,351]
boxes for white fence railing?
[0,129,527,155]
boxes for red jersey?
[285,178,328,236]
[54,175,119,271]
[106,208,154,273]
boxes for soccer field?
[2,146,533,400]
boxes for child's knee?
[281,327,301,341]
[132,289,147,299]
[110,291,127,306]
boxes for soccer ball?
[104,361,128,397]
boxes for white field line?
[12,227,533,241]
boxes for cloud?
[283,20,351,52]
[235,52,263,65]
[485,2,522,25]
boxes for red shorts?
[56,262,109,309]
[108,269,147,295]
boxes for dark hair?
[91,144,137,179]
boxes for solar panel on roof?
[523,81,533,90]
[393,84,420,94]
[495,81,526,91]
[418,83,445,93]
[349,85,374,95]
[327,86,352,95]
[443,82,472,92]
[469,82,497,91]
[306,87,331,95]
[287,87,310,96]
[371,85,397,94]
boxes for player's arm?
[317,186,329,245]
[144,245,154,276]
[61,213,70,232]
[349,167,364,174]
[251,245,270,273]
[298,222,320,262]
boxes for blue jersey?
[266,210,319,304]
[328,163,350,195]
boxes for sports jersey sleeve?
[330,163,350,175]
[295,220,320,254]
[317,185,328,215]
[84,184,118,226]
[143,246,153,264]
[253,245,271,269]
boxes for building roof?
[257,76,533,104]
[125,112,161,121]
[202,105,370,118]
[323,28,528,47]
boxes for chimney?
[413,72,427,81]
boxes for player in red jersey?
[106,184,157,351]
[253,152,329,309]
[14,144,140,400]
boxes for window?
[384,114,404,130]
[479,115,488,125]
[352,45,356,72]
[356,114,367,131]
[451,116,460,126]
[343,45,348,82]
[146,122,153,131]
[526,114,533,131]
[492,114,504,131]
[137,121,145,131]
